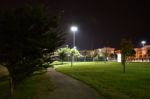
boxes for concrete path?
[45,68,104,99]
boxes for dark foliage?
[120,39,134,72]
[0,5,65,94]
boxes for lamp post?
[141,41,146,47]
[70,26,78,65]
[70,26,78,48]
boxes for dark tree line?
[0,5,66,95]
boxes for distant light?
[73,46,77,49]
[71,26,78,32]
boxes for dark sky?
[0,0,150,50]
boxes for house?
[135,45,150,59]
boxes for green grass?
[56,62,150,99]
[0,67,54,99]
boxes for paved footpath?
[44,68,104,99]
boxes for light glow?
[73,46,77,49]
[117,54,121,62]
[141,40,146,46]
[71,26,78,32]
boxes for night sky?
[0,0,150,50]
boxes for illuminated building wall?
[135,45,150,59]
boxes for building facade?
[134,45,150,59]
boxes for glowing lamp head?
[71,26,78,32]
[141,41,146,45]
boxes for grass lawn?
[0,66,54,99]
[56,62,150,99]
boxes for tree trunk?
[61,59,63,65]
[104,57,107,63]
[121,55,126,73]
[84,56,86,62]
[71,56,73,67]
[122,60,126,73]
[9,76,14,96]
[7,67,15,96]
[123,64,126,73]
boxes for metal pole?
[72,31,76,65]
[73,31,75,48]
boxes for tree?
[70,48,80,66]
[91,50,98,62]
[0,5,65,95]
[120,39,134,73]
[109,53,116,60]
[82,50,88,62]
[102,47,109,62]
[147,49,150,62]
[55,48,70,64]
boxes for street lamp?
[141,41,146,47]
[70,26,78,48]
